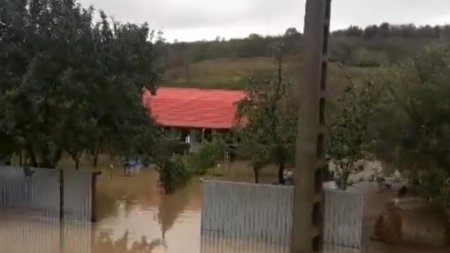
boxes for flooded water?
[0,165,448,253]
[94,168,203,253]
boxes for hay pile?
[373,198,449,247]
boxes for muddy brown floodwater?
[0,163,448,253]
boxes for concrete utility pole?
[291,0,332,253]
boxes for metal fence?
[0,214,92,253]
[0,166,60,218]
[201,180,364,252]
[200,234,362,253]
[0,166,95,221]
[323,190,364,248]
[64,170,92,220]
[201,180,293,249]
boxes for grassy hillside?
[162,56,379,97]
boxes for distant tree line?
[163,23,450,69]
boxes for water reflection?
[0,168,202,253]
[94,232,165,253]
[94,168,201,253]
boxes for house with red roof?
[142,87,246,152]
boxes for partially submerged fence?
[323,190,364,248]
[0,166,99,221]
[0,214,92,253]
[201,180,364,252]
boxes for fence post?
[59,169,65,253]
[91,171,102,222]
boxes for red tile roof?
[142,87,246,129]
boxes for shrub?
[190,139,226,175]
[158,154,192,194]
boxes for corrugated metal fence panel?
[202,180,293,251]
[29,168,61,217]
[64,170,92,221]
[200,235,362,253]
[63,220,92,253]
[0,166,94,221]
[0,214,60,253]
[0,166,60,218]
[324,190,364,249]
[0,166,27,209]
[201,232,288,253]
[0,214,92,253]
[201,180,364,251]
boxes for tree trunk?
[19,150,23,167]
[73,154,81,170]
[253,167,260,183]
[340,171,350,191]
[52,148,62,168]
[93,151,99,168]
[38,143,53,168]
[25,140,38,167]
[278,162,285,185]
[75,159,80,170]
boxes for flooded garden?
[0,163,448,253]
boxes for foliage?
[152,136,225,192]
[327,78,381,190]
[370,45,450,204]
[238,137,270,183]
[0,0,162,168]
[238,44,297,184]
[189,138,227,175]
[163,24,450,72]
[157,154,192,194]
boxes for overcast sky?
[78,0,450,42]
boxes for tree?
[238,134,269,183]
[370,45,450,203]
[0,0,162,169]
[283,27,302,55]
[238,44,297,184]
[328,77,381,190]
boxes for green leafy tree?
[238,134,270,183]
[370,45,450,203]
[328,78,381,190]
[238,44,297,184]
[0,0,162,168]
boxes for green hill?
[162,56,378,97]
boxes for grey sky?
[78,0,450,42]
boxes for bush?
[189,139,226,175]
[158,155,192,194]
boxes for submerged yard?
[0,163,448,253]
